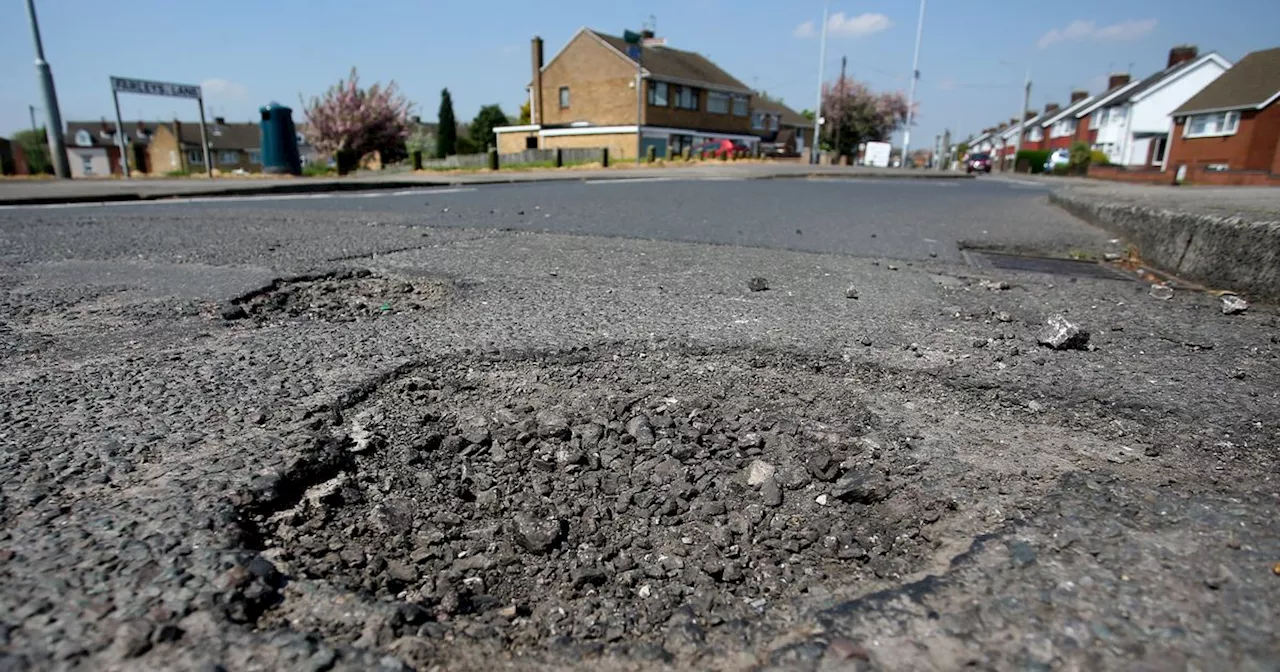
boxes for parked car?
[966,152,992,173]
[691,139,751,158]
[1044,148,1070,173]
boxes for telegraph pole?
[1012,68,1031,172]
[900,0,926,167]
[833,56,847,164]
[29,105,38,133]
[24,0,69,178]
[810,0,830,165]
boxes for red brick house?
[1040,90,1092,151]
[1168,46,1280,179]
[1071,74,1132,147]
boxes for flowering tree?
[820,78,910,160]
[302,68,412,164]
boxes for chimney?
[1044,102,1060,115]
[1167,45,1198,68]
[1070,90,1089,104]
[642,29,655,39]
[531,36,544,126]
[1024,111,1037,121]
[214,116,226,125]
[1108,73,1131,90]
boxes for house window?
[248,150,261,164]
[558,86,570,108]
[74,129,93,147]
[768,114,779,131]
[80,154,94,176]
[731,95,748,117]
[219,151,239,165]
[1112,107,1127,123]
[1028,127,1043,142]
[751,112,764,130]
[1089,113,1100,130]
[1051,119,1075,138]
[648,81,669,107]
[1184,111,1241,138]
[707,92,729,114]
[674,86,699,110]
[188,150,204,164]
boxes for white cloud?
[1037,19,1157,49]
[200,78,249,100]
[794,12,893,39]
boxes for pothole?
[243,346,1116,667]
[231,269,450,322]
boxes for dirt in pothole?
[249,346,1139,669]
[233,269,451,322]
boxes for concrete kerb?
[1049,189,1280,302]
[0,170,974,206]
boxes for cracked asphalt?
[1,177,1277,671]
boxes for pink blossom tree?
[820,78,911,161]
[301,68,413,169]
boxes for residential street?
[1,177,1277,671]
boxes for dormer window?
[74,129,93,147]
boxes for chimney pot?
[1044,102,1061,115]
[1108,73,1131,90]
[1070,90,1089,104]
[531,36,545,127]
[1167,45,1198,68]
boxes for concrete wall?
[1050,190,1280,302]
[542,132,635,159]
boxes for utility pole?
[810,0,830,165]
[833,55,846,164]
[900,0,926,168]
[1012,68,1030,172]
[24,0,69,178]
[29,105,38,133]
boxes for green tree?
[469,104,509,152]
[437,88,457,158]
[518,101,531,124]
[13,127,52,174]
[800,109,816,122]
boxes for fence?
[418,147,606,170]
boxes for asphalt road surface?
[1,177,1276,671]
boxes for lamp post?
[809,0,830,165]
[900,0,926,167]
[24,0,69,178]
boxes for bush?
[164,169,189,177]
[302,163,335,177]
[1052,163,1070,176]
[1067,142,1093,174]
[1090,150,1110,166]
[1015,149,1052,174]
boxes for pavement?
[0,163,970,206]
[1,178,1277,671]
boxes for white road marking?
[0,186,480,210]
[584,177,676,185]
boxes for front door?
[1151,136,1168,168]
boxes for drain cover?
[965,250,1131,280]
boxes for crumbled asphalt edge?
[220,268,452,322]
[209,336,1277,671]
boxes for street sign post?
[625,30,643,164]
[108,76,210,178]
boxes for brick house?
[1167,46,1280,176]
[495,29,759,159]
[147,118,263,174]
[1039,90,1093,151]
[750,97,812,156]
[1074,46,1231,168]
[65,120,156,177]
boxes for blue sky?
[3,0,1277,148]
